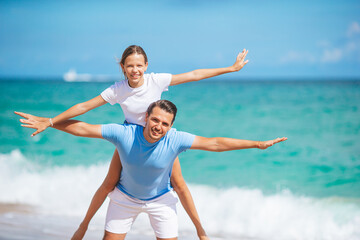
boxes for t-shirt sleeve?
[101,124,125,145]
[173,130,196,153]
[100,82,121,105]
[151,73,172,92]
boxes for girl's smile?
[121,53,148,88]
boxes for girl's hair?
[120,45,148,66]
[146,100,177,124]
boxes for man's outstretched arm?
[190,136,287,151]
[16,112,102,139]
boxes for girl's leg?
[103,231,126,240]
[170,157,209,240]
[71,149,122,240]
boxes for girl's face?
[121,53,148,88]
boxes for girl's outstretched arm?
[71,149,121,240]
[171,157,209,240]
[17,95,107,137]
[170,49,248,86]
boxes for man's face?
[143,106,174,143]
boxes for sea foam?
[1,150,360,240]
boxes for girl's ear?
[120,63,127,77]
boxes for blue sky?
[1,0,360,79]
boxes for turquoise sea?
[1,79,360,239]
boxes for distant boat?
[63,69,112,82]
[63,69,92,82]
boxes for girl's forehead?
[124,53,146,63]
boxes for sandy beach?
[0,203,206,240]
[0,203,82,240]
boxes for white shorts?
[105,188,179,238]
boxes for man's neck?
[143,127,157,144]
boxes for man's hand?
[14,111,50,137]
[231,49,249,72]
[258,137,288,150]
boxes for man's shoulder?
[166,128,177,135]
[165,128,192,139]
[113,122,142,130]
[164,128,195,150]
[102,123,140,140]
[124,122,143,129]
[102,122,138,133]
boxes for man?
[17,100,287,240]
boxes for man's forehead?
[149,107,174,121]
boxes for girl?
[21,45,248,240]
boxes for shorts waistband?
[115,188,173,203]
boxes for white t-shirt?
[101,73,172,126]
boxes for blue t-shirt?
[101,123,195,201]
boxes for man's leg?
[147,191,179,240]
[103,231,126,240]
[156,237,177,240]
[105,189,140,239]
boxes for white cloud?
[280,21,360,64]
[280,51,316,64]
[321,48,343,63]
[317,40,331,48]
[347,22,360,38]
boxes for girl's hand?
[258,137,288,149]
[199,235,210,240]
[197,227,210,240]
[232,49,249,72]
[14,111,51,137]
[71,224,88,240]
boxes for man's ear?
[145,112,149,122]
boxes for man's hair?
[146,100,177,124]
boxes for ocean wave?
[1,150,360,239]
[0,149,109,216]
